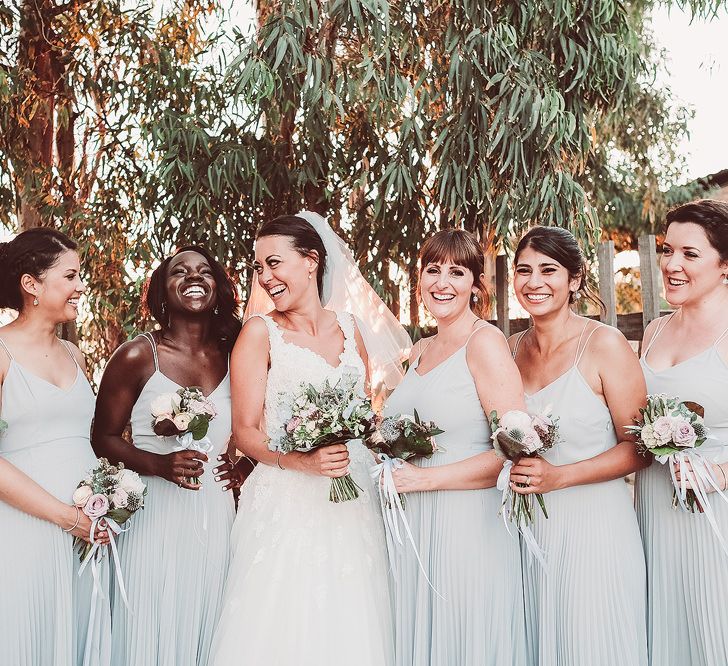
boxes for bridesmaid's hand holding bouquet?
[151,387,217,485]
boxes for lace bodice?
[251,311,365,447]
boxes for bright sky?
[650,5,728,181]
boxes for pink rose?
[652,416,674,443]
[672,419,697,448]
[286,416,302,434]
[83,493,109,519]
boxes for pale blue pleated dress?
[0,337,110,666]
[514,324,647,666]
[636,316,728,666]
[383,325,526,666]
[110,334,235,666]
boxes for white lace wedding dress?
[208,311,394,666]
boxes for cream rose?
[151,393,182,418]
[173,413,192,431]
[72,485,93,507]
[116,469,145,495]
[111,487,129,509]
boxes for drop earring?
[161,302,166,314]
[214,305,219,315]
[33,297,39,306]
[723,276,728,285]
[308,272,313,280]
[573,290,582,300]
[471,293,478,303]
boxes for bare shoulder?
[589,323,634,357]
[235,316,271,352]
[466,322,511,363]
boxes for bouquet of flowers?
[627,395,716,512]
[366,410,442,509]
[366,410,444,593]
[151,387,217,485]
[73,458,146,665]
[490,409,560,567]
[72,457,147,562]
[277,370,375,502]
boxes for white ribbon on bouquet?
[78,516,131,666]
[370,453,443,599]
[173,434,215,533]
[658,448,728,557]
[496,460,547,569]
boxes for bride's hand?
[296,444,350,478]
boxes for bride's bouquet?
[278,370,374,502]
[151,387,217,485]
[491,409,560,567]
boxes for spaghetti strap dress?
[109,333,235,666]
[0,337,110,666]
[515,323,647,666]
[636,315,728,666]
[383,325,527,666]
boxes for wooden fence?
[490,234,666,343]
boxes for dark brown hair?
[0,228,77,311]
[144,246,241,352]
[665,199,728,262]
[418,229,490,317]
[256,215,328,297]
[514,226,605,314]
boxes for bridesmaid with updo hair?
[0,227,110,666]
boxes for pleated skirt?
[392,476,526,666]
[109,472,235,666]
[636,461,728,666]
[522,478,647,666]
[0,439,110,666]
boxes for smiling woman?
[0,227,111,666]
[90,245,243,666]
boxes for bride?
[208,212,410,665]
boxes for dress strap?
[643,311,677,358]
[512,329,530,360]
[714,326,728,347]
[574,322,603,367]
[464,321,489,345]
[141,332,160,371]
[0,337,13,361]
[59,339,81,370]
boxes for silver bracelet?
[276,450,286,470]
[63,506,80,533]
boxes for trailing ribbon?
[173,434,214,533]
[78,516,131,666]
[370,454,443,599]
[656,449,728,557]
[496,460,547,569]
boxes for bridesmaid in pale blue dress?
[0,228,110,666]
[635,200,728,666]
[92,246,244,666]
[384,229,527,666]
[508,226,648,666]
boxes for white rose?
[111,487,129,509]
[499,410,534,434]
[173,413,192,431]
[521,428,544,454]
[116,469,145,495]
[72,485,93,507]
[151,393,181,417]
